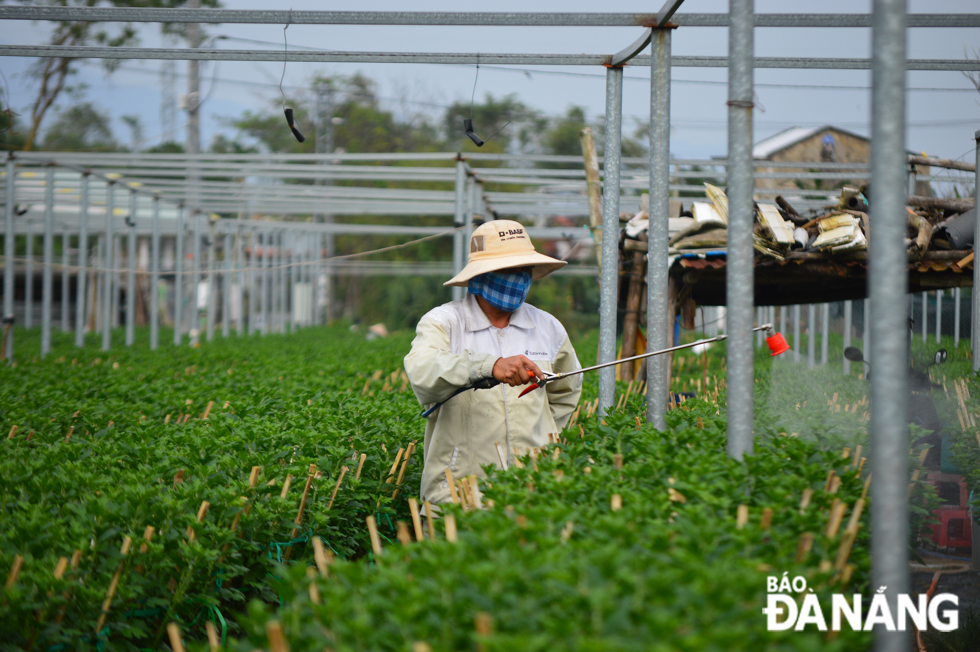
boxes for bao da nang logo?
[764,573,958,632]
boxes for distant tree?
[9,0,221,151]
[121,114,143,151]
[40,101,118,151]
[964,47,980,101]
[209,134,257,154]
[144,140,185,154]
[230,73,438,155]
[442,93,545,154]
[0,90,26,151]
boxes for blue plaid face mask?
[467,269,533,313]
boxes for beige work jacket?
[404,294,582,506]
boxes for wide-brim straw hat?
[443,219,567,287]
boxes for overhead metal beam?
[657,0,686,27]
[0,7,976,28]
[610,28,652,67]
[1,46,978,71]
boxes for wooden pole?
[326,466,349,511]
[366,515,383,557]
[424,501,436,541]
[96,535,133,632]
[167,622,186,652]
[408,498,424,541]
[391,441,416,500]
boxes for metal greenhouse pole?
[236,227,244,337]
[598,65,623,415]
[223,231,232,338]
[4,155,14,362]
[206,220,215,342]
[173,204,184,346]
[249,229,257,336]
[646,24,672,430]
[726,0,755,460]
[150,195,160,351]
[452,158,465,303]
[192,211,201,338]
[41,165,54,358]
[869,1,909,650]
[262,229,269,336]
[126,190,137,347]
[843,300,853,375]
[807,304,816,368]
[61,226,69,332]
[973,131,980,371]
[25,213,34,330]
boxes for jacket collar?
[462,292,535,332]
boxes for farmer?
[404,219,583,507]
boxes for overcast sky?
[1,0,978,164]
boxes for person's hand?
[492,355,543,387]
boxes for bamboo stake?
[206,620,220,651]
[64,425,74,442]
[511,447,524,469]
[385,448,405,485]
[201,400,214,420]
[851,445,862,468]
[310,537,331,578]
[828,476,841,495]
[96,535,134,632]
[475,612,493,652]
[167,622,186,652]
[392,442,416,499]
[305,566,321,605]
[445,467,460,504]
[468,476,483,510]
[459,477,474,511]
[291,465,317,536]
[396,521,411,545]
[54,551,81,625]
[824,470,836,492]
[6,425,17,439]
[424,501,436,541]
[800,487,813,514]
[611,494,622,512]
[354,453,367,480]
[409,498,424,541]
[736,504,749,530]
[796,533,814,563]
[366,516,383,556]
[444,514,458,543]
[494,442,508,470]
[761,507,773,530]
[861,473,872,500]
[845,498,866,534]
[266,621,289,652]
[326,466,349,511]
[4,554,24,599]
[279,474,293,499]
[136,526,155,574]
[185,501,210,542]
[834,530,857,572]
[826,500,847,538]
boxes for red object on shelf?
[924,473,972,549]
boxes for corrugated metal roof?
[752,127,820,159]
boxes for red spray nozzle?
[766,331,790,357]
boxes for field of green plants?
[1,324,976,651]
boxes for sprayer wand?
[420,324,789,417]
[517,324,788,397]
